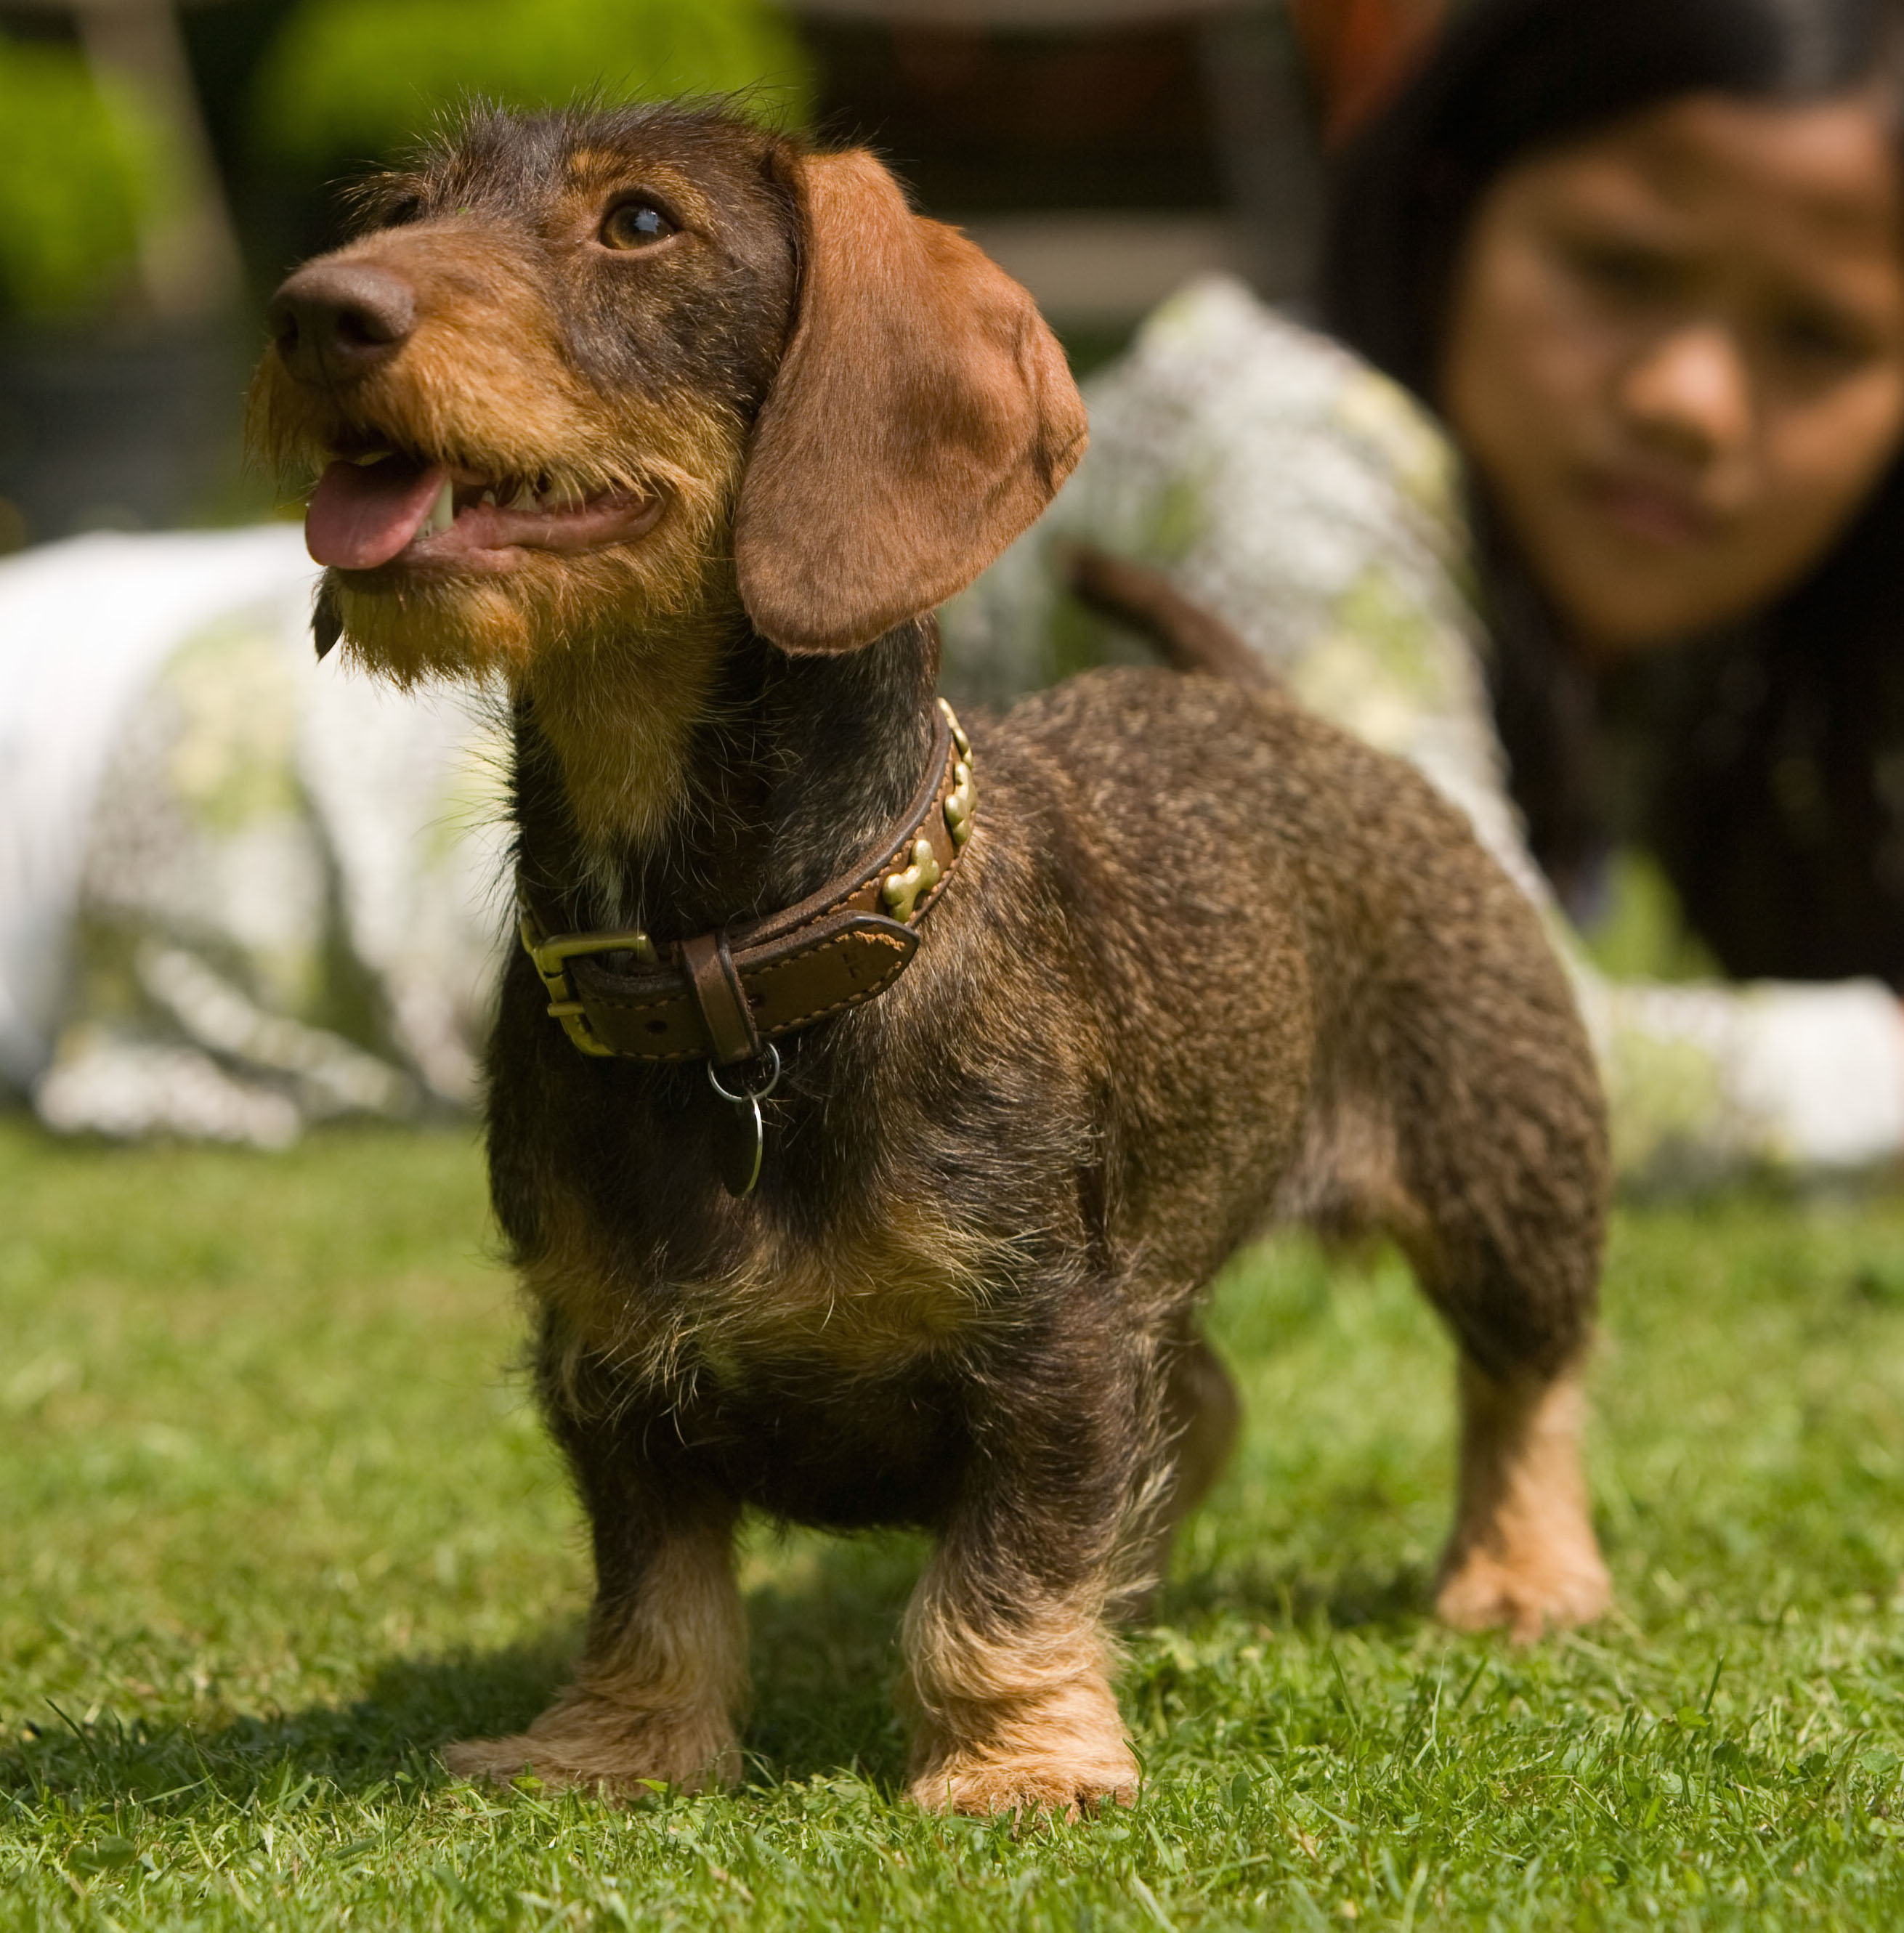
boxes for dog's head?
[249,102,1087,684]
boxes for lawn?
[6,1119,1904,1929]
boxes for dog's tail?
[1058,542,1276,691]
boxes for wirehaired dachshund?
[251,101,1611,1818]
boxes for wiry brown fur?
[251,101,1611,1820]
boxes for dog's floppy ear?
[734,146,1087,655]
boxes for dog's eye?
[601,200,676,251]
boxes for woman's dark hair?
[1320,0,1904,983]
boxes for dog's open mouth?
[306,451,664,573]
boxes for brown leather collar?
[518,698,975,1066]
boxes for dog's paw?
[903,1644,1137,1819]
[908,1746,1141,1820]
[1435,1536,1612,1642]
[443,1696,740,1800]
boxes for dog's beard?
[331,485,745,863]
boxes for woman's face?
[1441,93,1904,657]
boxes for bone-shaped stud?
[882,838,943,921]
[944,758,975,847]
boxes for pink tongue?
[306,458,447,569]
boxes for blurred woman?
[1327,0,1904,976]
[946,0,1904,1185]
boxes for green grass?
[7,1120,1904,1928]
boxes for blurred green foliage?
[248,0,814,171]
[0,34,171,321]
[1579,848,1722,985]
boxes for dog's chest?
[530,1185,997,1390]
[529,1194,991,1527]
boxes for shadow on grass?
[1,1538,925,1810]
[1159,1554,1433,1639]
[740,1531,917,1790]
[0,1629,573,1813]
[2,1533,1438,1813]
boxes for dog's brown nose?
[269,263,416,386]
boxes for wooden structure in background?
[787,0,1455,330]
[789,0,1324,328]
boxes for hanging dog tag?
[714,1093,764,1197]
[706,1044,780,1199]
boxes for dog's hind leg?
[1380,899,1614,1642]
[1117,1314,1240,1621]
[1156,1320,1241,1539]
[1385,1172,1610,1643]
[1435,1355,1606,1640]
[444,1324,748,1797]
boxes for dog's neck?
[512,613,941,940]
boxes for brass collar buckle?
[517,918,658,1061]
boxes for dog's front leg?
[902,1342,1149,1819]
[445,1334,748,1797]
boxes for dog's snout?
[269,263,416,386]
